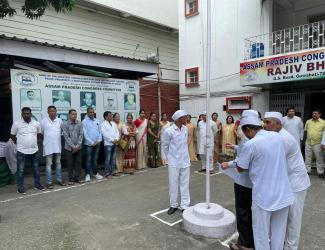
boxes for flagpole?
[183,0,236,238]
[205,0,212,209]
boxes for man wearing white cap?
[221,110,257,250]
[162,110,191,215]
[264,112,310,250]
[197,111,218,173]
[235,111,294,250]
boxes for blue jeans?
[104,145,116,176]
[85,145,100,175]
[45,153,62,184]
[16,151,41,191]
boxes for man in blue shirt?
[82,107,103,182]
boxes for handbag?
[118,138,128,150]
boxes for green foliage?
[0,0,16,18]
[0,0,75,19]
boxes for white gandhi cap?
[264,111,284,125]
[242,109,258,118]
[172,110,187,121]
[240,115,261,127]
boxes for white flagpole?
[205,0,212,209]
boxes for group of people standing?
[185,111,256,173]
[8,103,321,250]
[10,106,174,194]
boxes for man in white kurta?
[221,110,257,249]
[162,110,190,215]
[41,106,65,188]
[197,112,218,172]
[236,114,294,250]
[264,112,310,250]
[283,107,304,146]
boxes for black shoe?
[318,173,325,178]
[199,169,206,172]
[46,184,54,189]
[17,189,26,195]
[167,207,178,215]
[181,209,185,213]
[34,185,45,191]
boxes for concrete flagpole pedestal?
[183,203,236,238]
[182,0,236,239]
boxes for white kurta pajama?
[162,124,191,210]
[283,116,304,145]
[278,128,310,250]
[197,120,218,170]
[237,130,294,250]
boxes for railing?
[244,20,325,60]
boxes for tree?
[0,0,75,20]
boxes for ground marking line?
[219,232,239,248]
[0,169,151,204]
[150,208,183,227]
[0,179,104,203]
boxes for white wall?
[274,0,325,30]
[86,0,178,29]
[179,0,272,121]
[0,0,179,83]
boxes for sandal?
[229,243,245,250]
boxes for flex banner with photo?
[240,48,325,86]
[11,69,140,122]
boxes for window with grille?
[185,67,199,87]
[185,0,199,17]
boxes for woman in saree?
[221,115,236,158]
[122,113,137,174]
[133,109,148,169]
[159,113,171,166]
[113,113,124,175]
[147,112,161,168]
[186,115,198,161]
[211,112,222,162]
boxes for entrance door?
[305,92,325,120]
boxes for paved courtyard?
[0,162,324,250]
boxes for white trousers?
[252,204,289,250]
[284,190,307,250]
[168,166,190,209]
[200,146,214,170]
[200,154,214,171]
[305,143,324,174]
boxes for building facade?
[179,0,325,122]
[0,0,179,140]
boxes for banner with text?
[240,48,325,86]
[11,69,139,122]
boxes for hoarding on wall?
[11,69,139,122]
[240,48,325,86]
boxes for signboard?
[240,48,325,86]
[11,69,139,122]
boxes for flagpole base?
[183,202,236,239]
